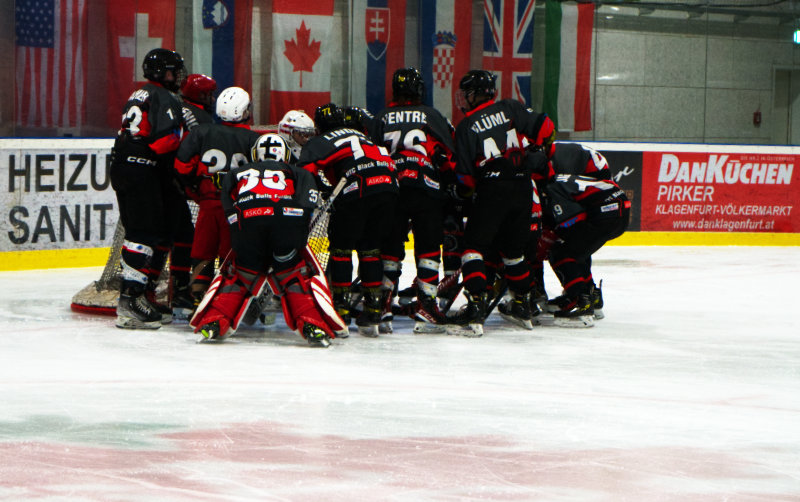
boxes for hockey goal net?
[70,198,335,316]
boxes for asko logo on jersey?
[243,207,274,218]
[366,175,391,186]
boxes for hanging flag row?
[13,0,595,131]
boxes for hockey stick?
[309,176,347,232]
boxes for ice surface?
[1,246,799,501]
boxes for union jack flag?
[482,0,535,105]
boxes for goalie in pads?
[190,134,346,346]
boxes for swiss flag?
[106,0,176,129]
[269,0,334,124]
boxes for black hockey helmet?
[343,106,368,132]
[459,70,497,99]
[314,102,345,133]
[142,48,186,91]
[392,67,425,103]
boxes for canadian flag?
[106,0,176,129]
[269,0,334,124]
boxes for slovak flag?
[192,0,253,94]
[482,0,536,106]
[106,0,176,129]
[419,0,473,124]
[350,0,406,114]
[269,0,334,124]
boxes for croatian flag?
[482,0,536,106]
[542,0,594,131]
[350,0,406,115]
[419,0,473,124]
[192,0,253,94]
[269,0,334,124]
[106,0,175,129]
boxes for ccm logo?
[126,156,157,166]
[366,175,391,186]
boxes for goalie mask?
[216,86,251,123]
[252,133,291,163]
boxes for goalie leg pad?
[190,267,267,338]
[273,261,343,338]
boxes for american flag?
[15,0,87,129]
[482,0,535,106]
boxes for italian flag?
[542,0,595,132]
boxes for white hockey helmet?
[252,133,291,163]
[278,110,316,137]
[216,86,251,123]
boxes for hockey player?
[110,48,193,329]
[174,87,261,312]
[343,105,380,139]
[451,69,555,336]
[538,173,630,327]
[277,110,316,164]
[180,73,217,130]
[531,142,613,319]
[299,102,398,337]
[191,134,345,345]
[373,67,456,333]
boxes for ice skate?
[116,292,162,330]
[145,289,173,324]
[198,320,227,342]
[554,294,595,328]
[413,295,446,334]
[498,292,534,330]
[590,280,604,320]
[302,323,331,348]
[355,288,381,337]
[170,285,195,321]
[447,292,486,337]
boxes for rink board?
[1,139,798,271]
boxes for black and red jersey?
[181,100,214,132]
[373,103,455,196]
[221,159,319,228]
[454,98,554,190]
[118,82,184,156]
[298,127,398,202]
[174,123,261,201]
[549,142,611,181]
[540,174,630,229]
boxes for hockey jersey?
[540,174,630,229]
[373,103,456,197]
[181,100,214,132]
[298,127,398,201]
[454,98,553,190]
[116,82,184,157]
[548,143,611,181]
[221,159,319,229]
[174,123,261,201]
